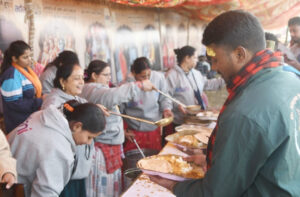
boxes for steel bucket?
[123,168,142,190]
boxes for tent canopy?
[110,0,300,29]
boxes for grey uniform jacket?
[80,82,141,144]
[41,88,93,179]
[39,66,57,95]
[121,71,172,131]
[8,106,76,197]
[166,65,225,124]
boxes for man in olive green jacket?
[150,10,300,197]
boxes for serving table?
[121,121,216,197]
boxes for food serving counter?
[121,120,216,197]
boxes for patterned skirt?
[85,145,122,197]
[123,126,162,153]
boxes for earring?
[62,85,65,91]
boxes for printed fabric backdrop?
[29,0,197,82]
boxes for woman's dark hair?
[44,50,79,71]
[85,60,109,82]
[53,62,80,89]
[174,46,196,66]
[1,40,31,75]
[131,57,151,74]
[63,100,106,133]
[202,10,265,53]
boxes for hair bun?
[174,48,180,55]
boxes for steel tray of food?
[175,124,213,133]
[196,110,219,121]
[166,127,212,150]
[137,154,205,181]
[184,115,212,124]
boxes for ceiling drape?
[109,0,300,29]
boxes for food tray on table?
[137,154,205,181]
[196,110,219,121]
[175,124,213,133]
[184,115,212,124]
[166,128,212,151]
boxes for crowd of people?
[0,9,300,197]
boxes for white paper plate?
[140,169,193,181]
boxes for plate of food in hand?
[137,154,205,181]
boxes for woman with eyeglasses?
[41,62,107,197]
[8,100,106,197]
[80,60,154,196]
[121,57,173,153]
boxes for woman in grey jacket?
[41,62,87,109]
[8,100,106,197]
[39,50,79,94]
[166,45,225,125]
[41,62,107,197]
[122,57,173,153]
[81,60,154,196]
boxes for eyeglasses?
[101,73,111,77]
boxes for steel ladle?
[154,88,187,107]
[153,88,202,114]
[109,111,173,127]
[133,138,145,158]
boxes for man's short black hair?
[265,32,278,42]
[202,10,265,53]
[288,17,300,27]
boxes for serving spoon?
[109,111,173,127]
[153,88,202,115]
